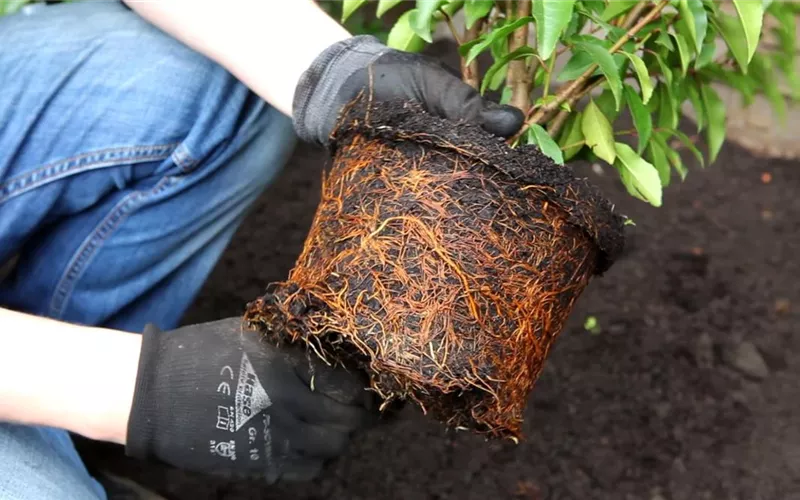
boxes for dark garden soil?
[78,43,800,500]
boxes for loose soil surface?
[78,44,800,500]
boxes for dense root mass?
[245,97,624,438]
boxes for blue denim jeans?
[0,2,298,498]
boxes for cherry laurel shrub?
[326,0,800,207]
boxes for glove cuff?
[292,35,388,146]
[125,323,162,460]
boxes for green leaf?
[678,0,708,52]
[731,0,764,64]
[595,89,621,124]
[750,53,788,123]
[614,142,663,207]
[671,32,692,76]
[575,41,622,111]
[621,51,653,104]
[464,0,494,28]
[377,0,404,18]
[652,131,688,180]
[500,86,513,105]
[532,0,576,60]
[600,0,637,21]
[558,51,594,81]
[685,79,705,131]
[528,124,565,165]
[624,84,652,154]
[656,83,678,130]
[582,0,606,14]
[670,128,705,167]
[464,16,534,65]
[0,0,27,15]
[410,0,446,43]
[700,84,726,163]
[694,39,717,70]
[582,99,616,164]
[558,112,585,161]
[655,30,675,51]
[581,0,606,15]
[714,13,751,72]
[649,50,673,86]
[387,10,427,52]
[647,141,672,187]
[481,47,536,94]
[342,0,367,22]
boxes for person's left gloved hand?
[292,35,524,147]
[125,317,376,484]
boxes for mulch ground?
[78,43,800,500]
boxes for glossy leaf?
[582,99,616,164]
[624,84,652,154]
[533,0,576,60]
[387,10,427,52]
[678,0,708,52]
[685,79,705,131]
[656,83,678,131]
[376,0,404,17]
[731,0,764,64]
[700,84,726,163]
[464,17,534,65]
[750,53,787,122]
[714,13,752,72]
[410,0,446,43]
[481,47,535,94]
[558,112,585,161]
[671,32,692,76]
[595,89,621,124]
[600,0,637,21]
[529,124,565,165]
[342,0,367,22]
[575,41,622,111]
[652,131,688,180]
[464,0,493,28]
[670,128,705,167]
[649,50,673,86]
[694,39,717,70]
[647,141,672,187]
[621,51,653,104]
[614,142,663,207]
[558,51,594,81]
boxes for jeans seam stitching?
[0,143,180,205]
[48,176,179,318]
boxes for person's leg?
[0,1,297,331]
[0,1,297,496]
[0,424,106,499]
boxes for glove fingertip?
[479,105,525,138]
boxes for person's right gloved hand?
[292,35,524,147]
[125,317,376,484]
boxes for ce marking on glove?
[217,364,234,396]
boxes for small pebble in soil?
[723,341,770,380]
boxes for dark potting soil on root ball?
[244,96,625,438]
[73,42,800,500]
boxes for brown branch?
[441,8,463,45]
[547,109,570,138]
[507,0,532,112]
[621,1,649,30]
[461,19,484,88]
[510,0,670,143]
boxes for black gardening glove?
[126,318,375,483]
[292,35,524,146]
